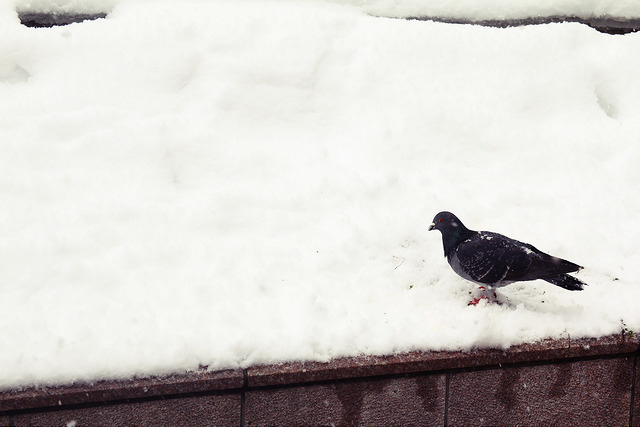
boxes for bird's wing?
[498,237,582,280]
[455,233,533,284]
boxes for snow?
[10,0,640,20]
[13,0,117,14]
[1,0,640,390]
[331,0,640,21]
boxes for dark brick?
[13,392,240,427]
[246,373,445,426]
[633,354,639,427]
[0,415,10,426]
[448,357,634,426]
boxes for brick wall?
[1,334,638,426]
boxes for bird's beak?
[428,223,435,231]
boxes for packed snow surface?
[1,0,640,389]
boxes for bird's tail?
[543,274,587,291]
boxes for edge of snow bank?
[407,15,640,34]
[1,333,636,413]
[13,7,640,34]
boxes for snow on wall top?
[13,0,116,14]
[1,0,639,391]
[329,0,640,20]
[10,0,640,19]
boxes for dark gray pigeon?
[429,211,587,303]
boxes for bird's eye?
[439,218,444,223]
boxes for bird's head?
[428,211,465,233]
[429,211,472,257]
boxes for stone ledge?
[0,333,636,416]
[17,12,108,28]
[0,369,243,413]
[407,16,640,34]
[247,333,638,388]
[14,10,640,35]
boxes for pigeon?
[428,211,587,304]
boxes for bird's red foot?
[468,288,498,305]
[469,286,488,305]
[468,296,486,306]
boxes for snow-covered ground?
[1,0,639,389]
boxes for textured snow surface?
[330,0,640,20]
[10,0,640,19]
[1,0,639,389]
